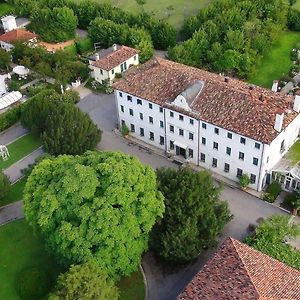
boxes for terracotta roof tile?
[92,45,139,71]
[113,58,298,144]
[0,29,37,43]
[177,238,300,300]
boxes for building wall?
[115,88,300,191]
[0,41,14,51]
[91,54,139,84]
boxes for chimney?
[271,80,279,92]
[294,93,300,112]
[274,112,284,132]
[113,44,117,51]
[95,53,99,61]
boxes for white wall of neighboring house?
[1,16,17,32]
[91,54,139,84]
[0,41,14,51]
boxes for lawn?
[0,219,63,300]
[248,31,300,88]
[74,0,211,29]
[0,219,145,300]
[286,140,300,164]
[0,133,41,170]
[0,2,14,17]
[1,176,27,207]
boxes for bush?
[0,171,10,201]
[0,106,21,133]
[287,8,300,31]
[239,174,250,189]
[264,181,282,202]
[121,123,129,136]
[17,267,52,300]
[75,38,94,55]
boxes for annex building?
[113,58,300,191]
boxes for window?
[239,152,244,160]
[129,109,133,116]
[224,163,230,173]
[190,119,194,125]
[189,132,194,140]
[134,55,137,61]
[188,148,193,158]
[127,95,132,102]
[159,107,163,113]
[250,174,256,184]
[149,132,154,141]
[170,111,174,117]
[119,92,123,97]
[240,137,246,144]
[137,99,142,105]
[179,129,184,136]
[253,157,259,166]
[227,132,232,139]
[100,69,103,75]
[212,158,217,168]
[255,142,260,149]
[149,103,153,109]
[214,128,219,135]
[160,120,164,128]
[202,137,206,145]
[170,140,174,150]
[149,116,153,124]
[140,128,144,136]
[160,136,164,145]
[200,153,205,162]
[121,120,125,126]
[213,142,218,150]
[237,168,243,178]
[280,140,285,153]
[226,147,231,155]
[120,105,124,112]
[170,125,174,133]
[139,113,143,120]
[111,69,114,75]
[179,115,184,121]
[202,123,207,129]
[130,124,135,132]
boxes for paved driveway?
[78,92,290,300]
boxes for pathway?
[0,123,28,146]
[0,201,24,226]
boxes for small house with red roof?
[88,44,139,85]
[0,29,37,51]
[177,237,300,300]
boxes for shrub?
[0,171,10,201]
[282,192,300,215]
[17,267,52,300]
[264,181,281,202]
[0,106,22,133]
[121,123,129,136]
[75,37,94,55]
[239,174,250,189]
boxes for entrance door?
[285,179,291,190]
[175,146,186,158]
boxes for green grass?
[0,219,63,300]
[0,219,145,299]
[74,0,211,29]
[0,134,41,170]
[293,0,300,11]
[286,140,300,164]
[118,269,145,300]
[0,3,14,17]
[1,176,27,207]
[248,31,300,88]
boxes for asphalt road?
[78,92,290,300]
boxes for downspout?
[197,119,200,166]
[257,143,265,192]
[163,107,167,153]
[114,90,120,129]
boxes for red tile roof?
[0,29,37,43]
[177,237,300,300]
[113,58,298,144]
[92,45,139,71]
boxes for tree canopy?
[245,215,300,270]
[24,151,165,279]
[0,48,11,71]
[151,168,232,263]
[49,262,119,300]
[21,89,100,155]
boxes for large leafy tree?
[49,262,119,300]
[245,215,300,270]
[151,168,232,263]
[24,151,165,279]
[0,48,11,71]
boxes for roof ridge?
[229,238,262,298]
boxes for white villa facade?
[113,58,300,192]
[89,44,139,85]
